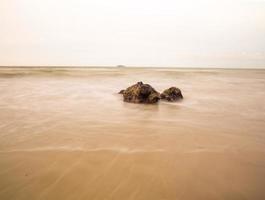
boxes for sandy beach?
[0,67,265,200]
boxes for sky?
[0,0,265,68]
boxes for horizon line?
[0,65,265,70]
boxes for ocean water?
[0,68,265,200]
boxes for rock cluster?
[119,82,183,104]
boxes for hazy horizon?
[1,65,265,69]
[1,0,265,68]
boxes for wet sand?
[0,67,265,200]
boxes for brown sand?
[0,67,265,200]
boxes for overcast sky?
[0,0,265,67]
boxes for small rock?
[160,87,183,102]
[116,65,126,68]
[118,90,125,94]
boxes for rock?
[116,65,126,68]
[118,90,125,94]
[121,82,160,104]
[160,87,183,102]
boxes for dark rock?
[160,87,183,102]
[121,82,160,104]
